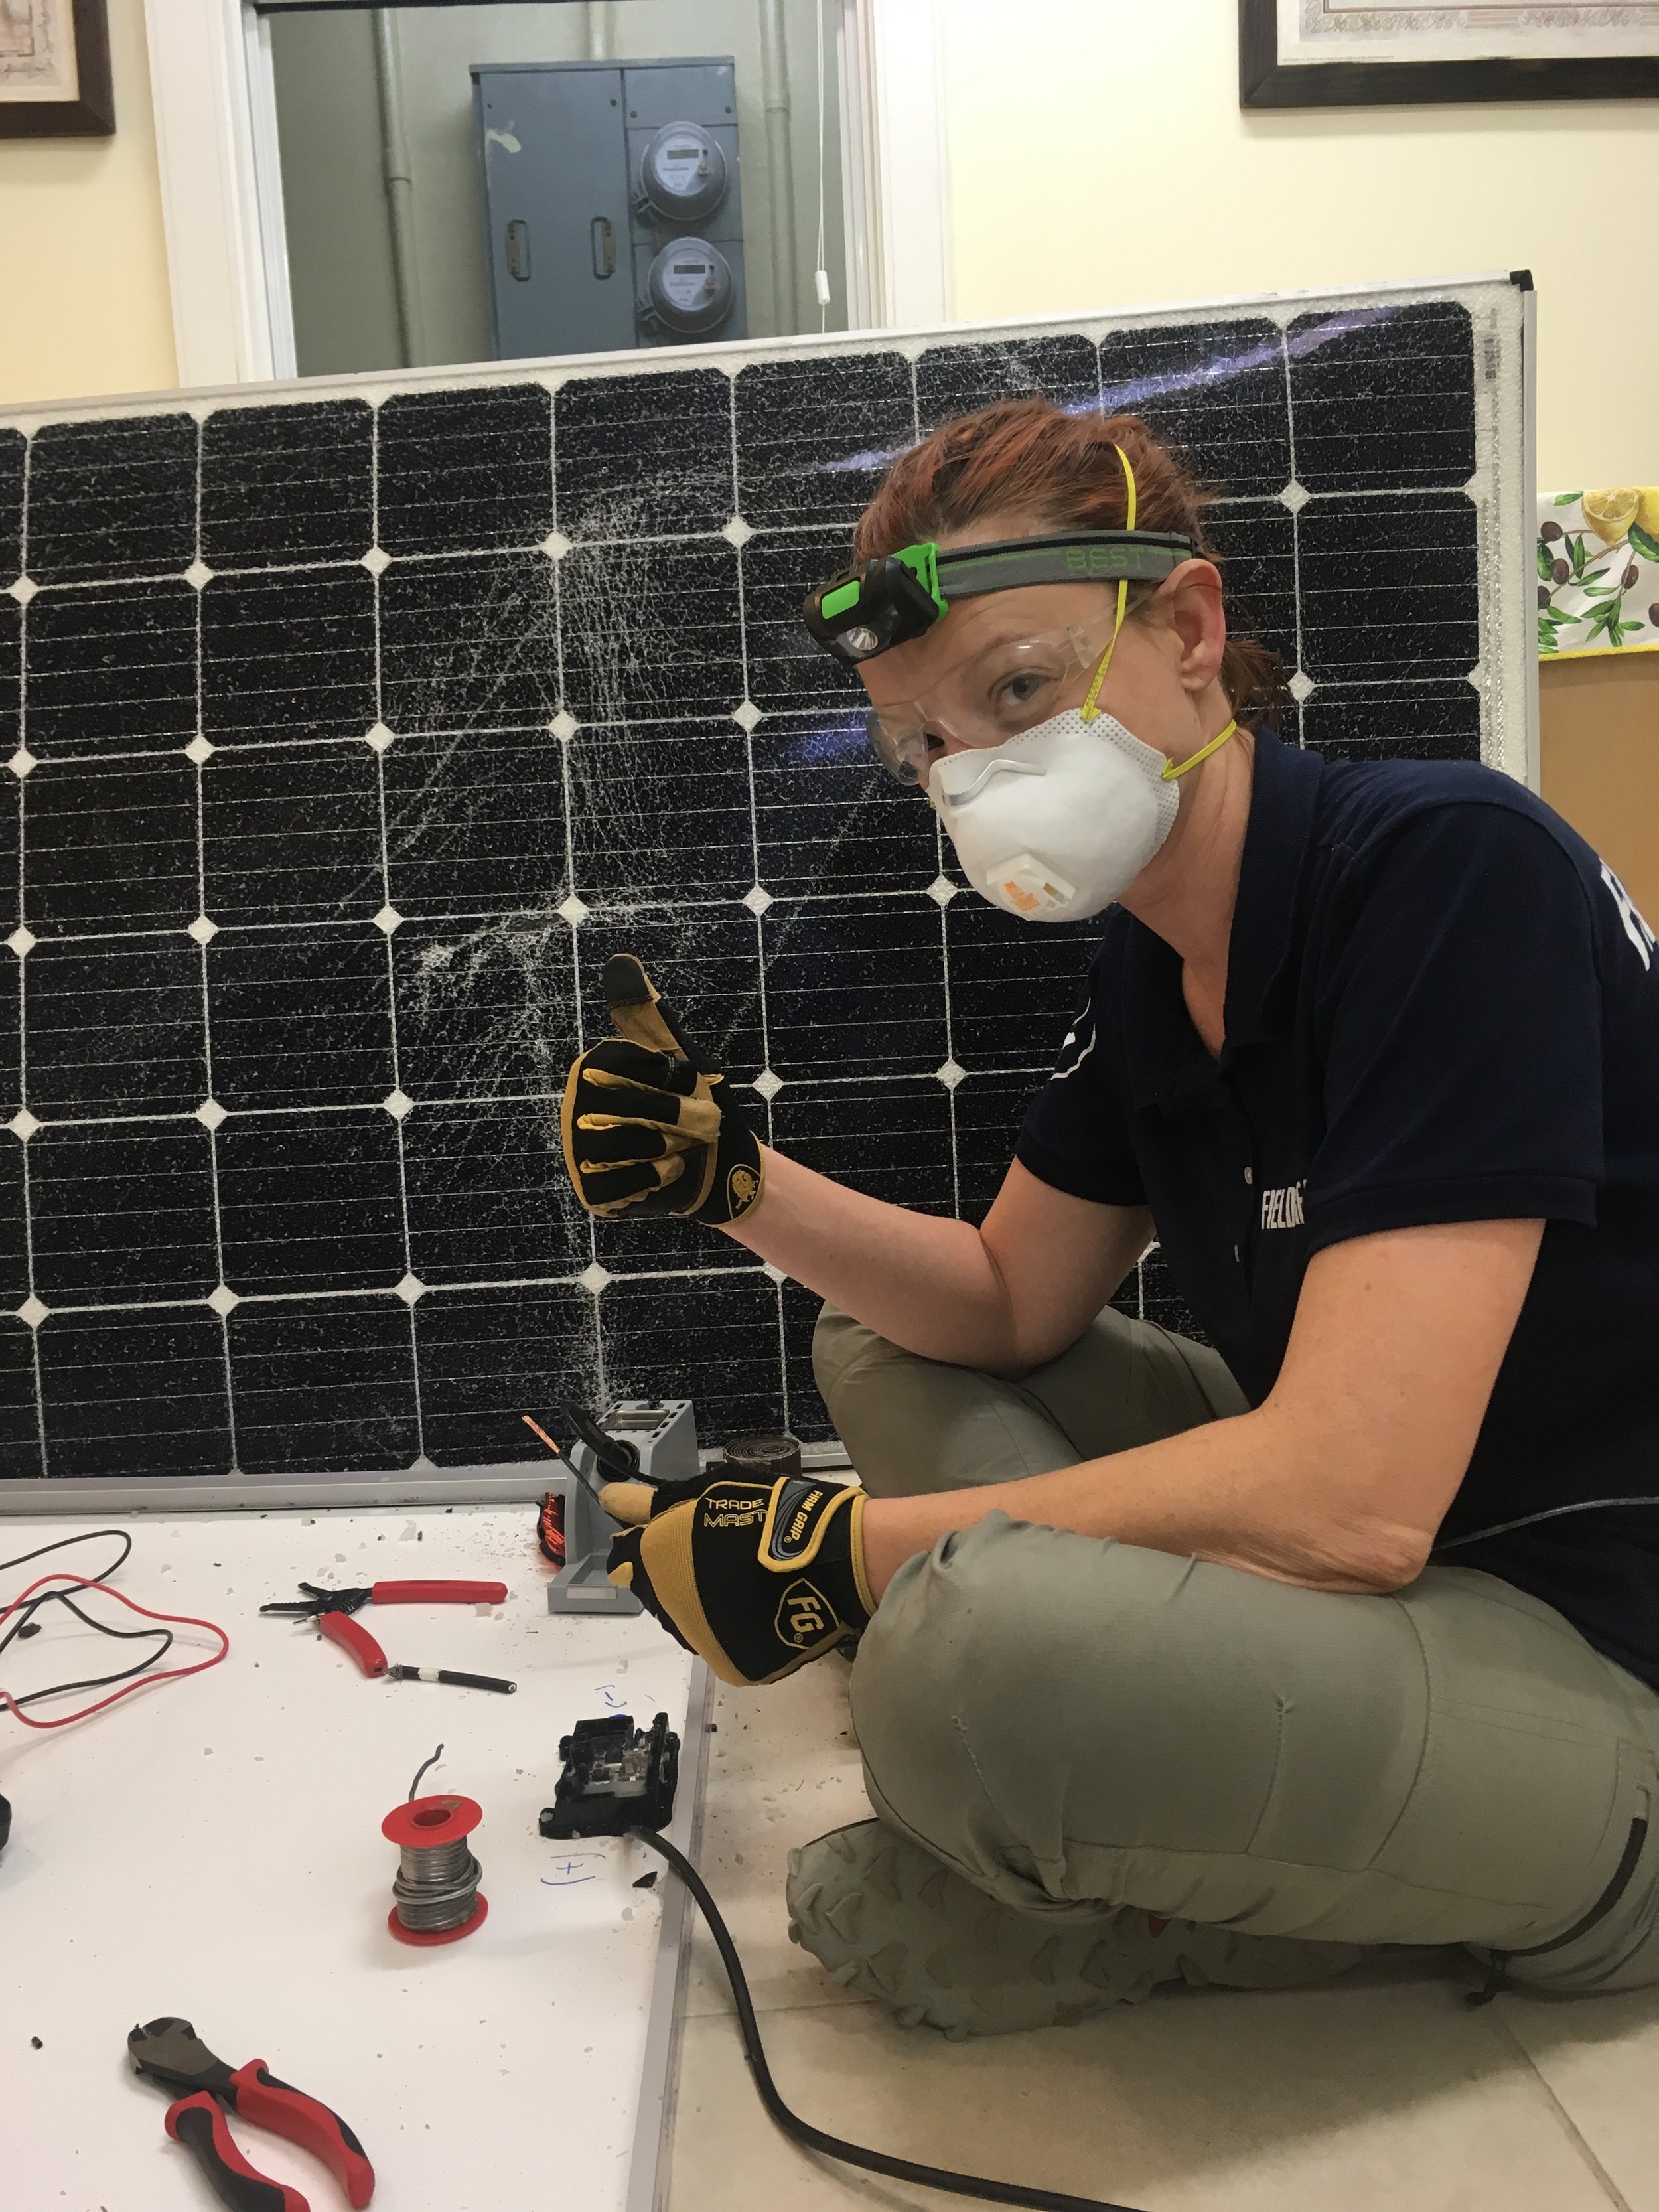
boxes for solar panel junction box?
[540,1712,681,1839]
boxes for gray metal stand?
[546,1400,700,1617]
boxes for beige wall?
[0,0,175,409]
[940,0,1658,490]
[2,0,1654,490]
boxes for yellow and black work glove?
[561,954,764,1227]
[603,1473,875,1687]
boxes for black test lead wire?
[630,1828,1147,2212]
[0,1527,133,1582]
[0,1528,174,1711]
[0,1530,229,1727]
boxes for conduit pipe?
[584,4,614,61]
[373,8,427,368]
[759,0,800,336]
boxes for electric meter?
[644,238,736,335]
[638,120,729,225]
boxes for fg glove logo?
[776,1577,841,1650]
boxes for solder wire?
[391,1830,482,1935]
[407,1742,444,1800]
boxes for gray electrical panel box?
[473,59,747,361]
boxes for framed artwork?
[1240,0,1659,104]
[0,0,114,138]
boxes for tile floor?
[668,1662,1659,2212]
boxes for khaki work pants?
[814,1299,1659,1993]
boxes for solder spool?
[382,1793,488,1947]
[722,1432,802,1479]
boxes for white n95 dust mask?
[930,707,1236,924]
[843,433,1235,922]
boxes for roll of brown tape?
[722,1433,803,1479]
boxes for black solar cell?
[916,332,1100,431]
[1100,317,1291,498]
[25,579,198,758]
[556,366,734,540]
[26,415,198,583]
[201,400,375,569]
[1286,300,1477,494]
[0,431,25,591]
[376,384,553,555]
[735,350,915,529]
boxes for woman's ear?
[1161,561,1228,696]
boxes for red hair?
[851,400,1285,724]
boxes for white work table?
[0,1502,706,2212]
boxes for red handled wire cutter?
[259,1579,507,1679]
[129,2015,374,2210]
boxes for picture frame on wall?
[0,0,114,138]
[1240,0,1659,105]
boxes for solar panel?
[0,276,1534,1488]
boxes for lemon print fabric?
[1581,489,1640,546]
[1539,489,1659,658]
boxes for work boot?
[786,1820,1370,2039]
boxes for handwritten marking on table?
[541,1853,603,1887]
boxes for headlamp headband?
[801,447,1196,668]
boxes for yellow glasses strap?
[1161,718,1237,782]
[1074,445,1237,780]
[1080,443,1139,725]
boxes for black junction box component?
[0,1791,10,1854]
[540,1712,680,1839]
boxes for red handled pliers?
[259,1580,507,1679]
[129,2014,374,2210]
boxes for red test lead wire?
[0,1571,230,1731]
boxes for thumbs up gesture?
[559,954,766,1226]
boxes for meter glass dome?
[645,238,735,335]
[639,121,729,224]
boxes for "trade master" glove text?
[604,1472,874,1686]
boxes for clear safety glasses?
[863,605,1124,787]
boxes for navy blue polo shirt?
[1017,729,1659,1689]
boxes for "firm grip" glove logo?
[764,1478,839,1567]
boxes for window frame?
[144,0,952,387]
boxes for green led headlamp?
[801,530,1198,667]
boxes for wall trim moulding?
[143,0,281,389]
[842,0,953,332]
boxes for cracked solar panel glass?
[0,280,1528,1477]
[0,601,19,763]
